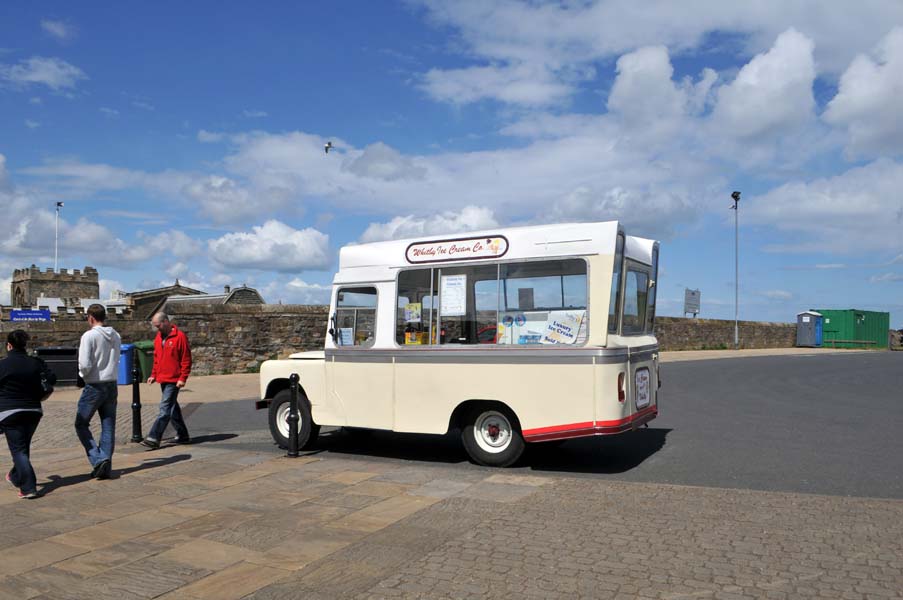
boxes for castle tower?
[10,265,100,308]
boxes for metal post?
[287,373,300,457]
[130,347,143,442]
[731,191,741,349]
[54,202,61,272]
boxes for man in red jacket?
[141,312,192,449]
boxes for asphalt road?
[187,352,903,499]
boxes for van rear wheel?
[461,406,525,467]
[268,389,319,450]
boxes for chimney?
[224,285,231,294]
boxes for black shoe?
[91,459,110,479]
[173,436,191,445]
[96,461,112,480]
[140,438,160,450]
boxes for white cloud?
[870,273,903,283]
[29,96,42,105]
[197,129,225,143]
[243,109,268,118]
[546,184,700,240]
[279,278,332,304]
[413,1,903,107]
[20,159,191,199]
[166,262,189,279]
[41,19,76,42]
[24,119,40,129]
[100,107,119,118]
[745,158,903,253]
[420,63,576,106]
[711,28,816,140]
[99,279,125,299]
[342,142,427,181]
[360,206,499,242]
[824,27,903,158]
[761,290,793,300]
[184,175,289,224]
[0,56,87,91]
[208,220,331,272]
[132,101,155,111]
[607,46,687,123]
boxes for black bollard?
[287,373,300,457]
[130,346,143,442]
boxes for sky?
[1,1,902,326]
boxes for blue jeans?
[2,411,42,494]
[147,383,189,442]
[75,382,118,467]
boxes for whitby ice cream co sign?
[405,235,509,264]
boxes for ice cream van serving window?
[334,287,377,347]
[396,259,587,346]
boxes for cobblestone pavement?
[1,372,901,599]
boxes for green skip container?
[814,309,890,349]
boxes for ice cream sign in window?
[406,236,508,264]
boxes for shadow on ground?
[39,453,192,496]
[310,427,670,474]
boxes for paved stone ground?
[1,370,901,599]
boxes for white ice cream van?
[257,221,660,467]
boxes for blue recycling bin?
[118,344,134,385]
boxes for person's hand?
[176,380,186,388]
[146,376,155,384]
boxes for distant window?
[335,287,377,347]
[622,267,649,335]
[608,234,625,334]
[646,247,658,333]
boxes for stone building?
[126,281,206,320]
[10,265,99,308]
[152,284,265,315]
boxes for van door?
[328,285,395,430]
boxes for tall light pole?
[730,191,741,349]
[54,201,64,271]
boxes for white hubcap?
[276,403,301,438]
[473,410,513,454]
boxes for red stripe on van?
[523,406,658,442]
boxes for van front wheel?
[462,407,525,467]
[268,389,319,450]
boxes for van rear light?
[617,373,625,402]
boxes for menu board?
[440,274,467,317]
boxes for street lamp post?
[54,201,64,271]
[730,191,741,349]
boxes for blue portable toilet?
[796,311,823,347]
[118,343,134,384]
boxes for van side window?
[396,259,588,346]
[497,260,587,345]
[397,269,437,345]
[622,268,648,335]
[335,287,377,347]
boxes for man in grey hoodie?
[75,303,121,479]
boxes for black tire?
[268,388,320,450]
[461,405,525,467]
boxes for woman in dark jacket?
[0,330,46,499]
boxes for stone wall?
[4,307,894,376]
[0,305,329,376]
[160,304,328,375]
[654,316,796,350]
